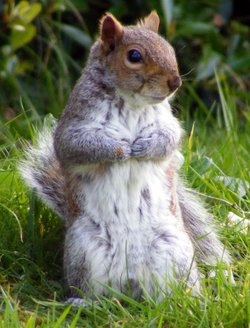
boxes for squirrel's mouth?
[152,95,166,100]
[149,95,167,102]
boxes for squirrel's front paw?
[131,134,172,160]
[114,140,131,161]
[131,137,155,159]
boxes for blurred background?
[0,0,249,135]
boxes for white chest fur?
[72,98,182,226]
[65,98,199,298]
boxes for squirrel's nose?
[167,75,182,92]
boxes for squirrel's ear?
[140,11,160,33]
[100,13,123,52]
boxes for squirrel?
[20,11,232,305]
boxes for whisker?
[180,77,194,82]
[180,67,196,78]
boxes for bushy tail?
[19,126,67,218]
[177,182,232,265]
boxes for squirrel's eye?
[127,49,143,63]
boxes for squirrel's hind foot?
[66,297,98,308]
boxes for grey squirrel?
[20,11,232,304]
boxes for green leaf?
[22,3,42,24]
[5,55,18,74]
[178,21,216,36]
[56,23,92,48]
[215,176,250,198]
[196,47,222,80]
[68,0,88,11]
[53,306,72,328]
[161,0,174,27]
[16,60,34,74]
[25,315,36,328]
[10,24,36,51]
[14,1,42,24]
[227,55,250,71]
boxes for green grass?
[0,76,249,327]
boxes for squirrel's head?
[98,11,181,104]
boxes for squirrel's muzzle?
[167,75,182,92]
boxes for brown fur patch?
[95,163,109,174]
[66,187,80,218]
[114,146,124,158]
[62,170,80,226]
